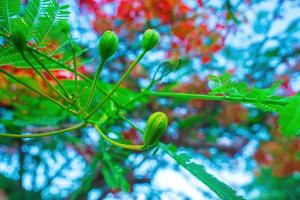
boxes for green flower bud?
[143,112,168,148]
[10,31,27,52]
[141,29,159,51]
[98,30,119,60]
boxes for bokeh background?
[0,0,300,199]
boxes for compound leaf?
[279,95,300,136]
[160,143,245,200]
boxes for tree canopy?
[0,0,299,199]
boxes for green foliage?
[208,73,237,95]
[11,31,27,51]
[25,0,70,45]
[12,97,69,127]
[22,0,42,37]
[71,153,102,198]
[61,79,146,116]
[208,73,284,112]
[72,144,130,199]
[150,59,182,85]
[160,143,245,200]
[0,0,299,198]
[0,46,47,68]
[278,95,300,136]
[0,76,70,127]
[245,168,300,200]
[0,0,69,41]
[0,174,41,199]
[0,0,22,33]
[0,0,78,69]
[208,73,300,136]
[101,149,130,192]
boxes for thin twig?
[0,68,77,114]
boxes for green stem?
[121,64,165,108]
[0,122,85,138]
[121,59,170,108]
[65,33,79,100]
[79,59,106,114]
[119,115,144,133]
[0,33,6,37]
[86,50,147,120]
[122,87,150,108]
[0,68,77,115]
[71,42,78,100]
[20,51,72,104]
[94,125,144,151]
[28,46,124,109]
[28,49,72,100]
[145,91,289,105]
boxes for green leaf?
[22,0,70,45]
[24,0,73,60]
[71,153,102,199]
[208,73,284,112]
[0,0,22,33]
[208,73,236,95]
[278,95,300,136]
[150,59,182,84]
[0,75,70,126]
[22,0,42,37]
[160,143,245,200]
[101,148,130,192]
[0,0,80,69]
[62,79,146,110]
[247,81,283,112]
[0,46,59,68]
[178,114,204,129]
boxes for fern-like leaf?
[0,0,22,33]
[208,73,284,112]
[0,46,58,68]
[208,73,237,95]
[160,143,245,200]
[278,95,300,136]
[0,0,81,69]
[22,0,42,38]
[29,0,69,45]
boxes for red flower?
[201,53,211,64]
[197,0,203,7]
